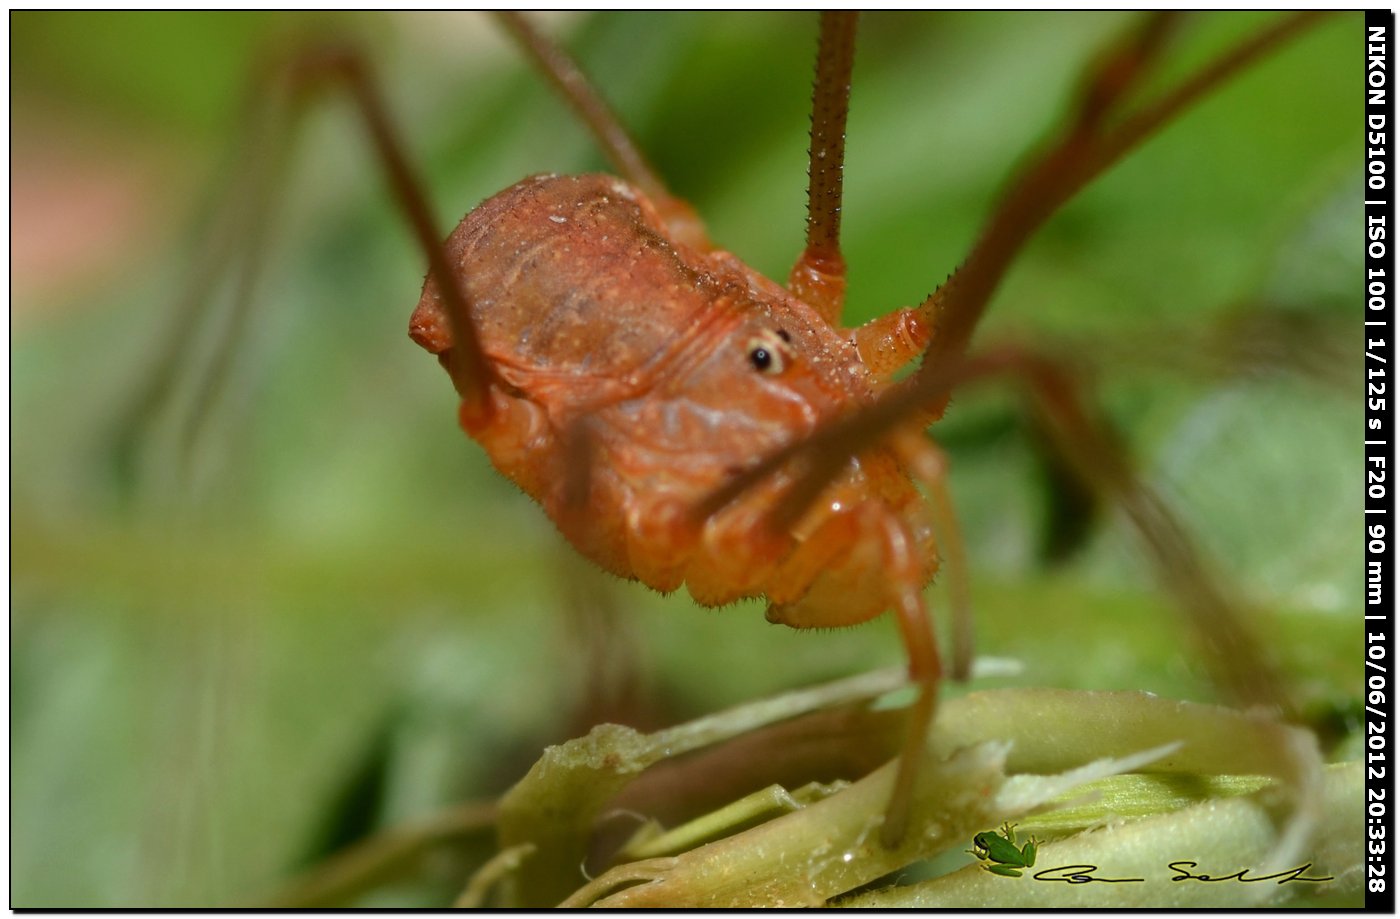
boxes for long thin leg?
[1002,350,1290,714]
[288,48,498,424]
[876,509,942,848]
[890,428,974,682]
[850,12,1331,386]
[494,12,711,253]
[787,11,858,326]
[106,61,295,504]
[920,12,1254,369]
[170,94,293,487]
[557,546,654,734]
[110,42,505,497]
[761,499,943,847]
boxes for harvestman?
[402,11,1324,844]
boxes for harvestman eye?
[746,330,792,375]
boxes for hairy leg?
[848,12,1331,404]
[495,12,710,252]
[786,12,858,325]
[890,429,973,682]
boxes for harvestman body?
[409,172,939,629]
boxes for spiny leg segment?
[787,11,858,325]
[916,11,1330,376]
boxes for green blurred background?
[12,12,1362,907]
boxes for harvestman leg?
[286,50,499,422]
[860,11,1331,385]
[494,12,711,253]
[786,12,858,324]
[874,509,943,847]
[890,429,974,683]
[107,63,294,499]
[106,40,507,495]
[757,494,943,848]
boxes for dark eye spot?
[745,331,789,374]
